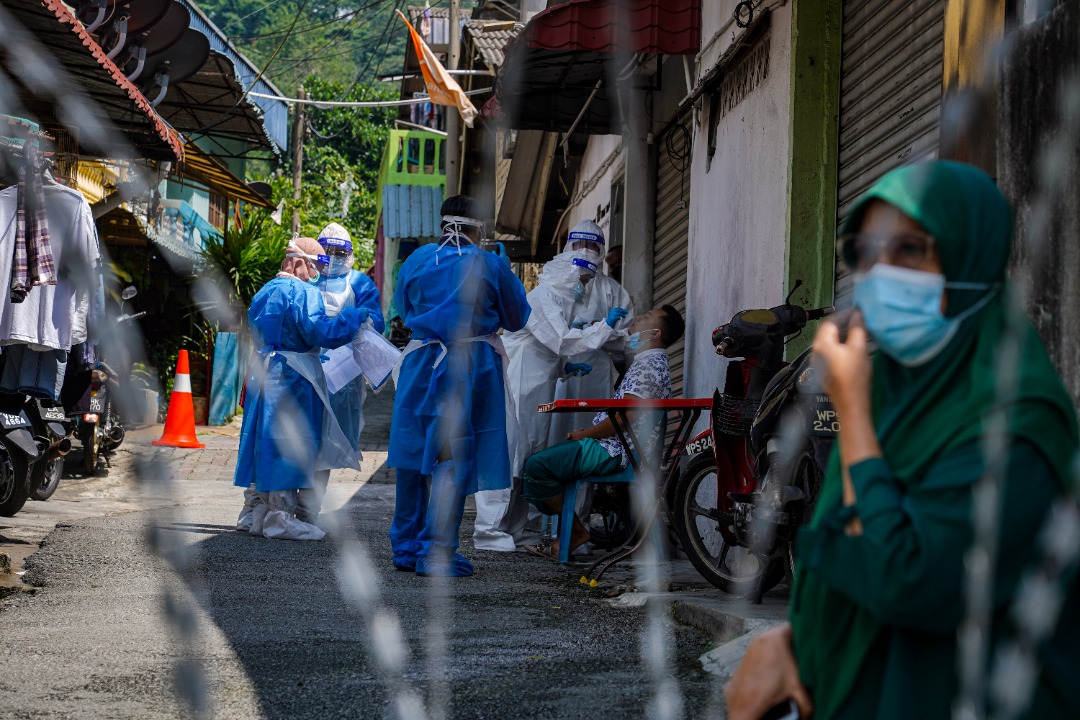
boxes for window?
[424,139,436,174]
[609,177,625,248]
[407,138,421,173]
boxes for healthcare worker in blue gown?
[297,222,385,525]
[234,237,363,540]
[388,195,530,577]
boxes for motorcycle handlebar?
[806,306,835,321]
[117,311,146,323]
[715,337,734,355]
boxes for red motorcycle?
[673,286,835,599]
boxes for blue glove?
[605,307,628,328]
[356,307,370,323]
[495,242,510,267]
[564,362,592,377]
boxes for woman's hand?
[566,429,588,442]
[812,310,872,416]
[725,624,813,720]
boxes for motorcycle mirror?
[784,278,804,305]
[121,285,138,301]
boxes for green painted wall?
[785,0,842,356]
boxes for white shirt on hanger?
[0,179,100,352]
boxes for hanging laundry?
[10,140,56,303]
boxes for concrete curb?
[672,597,786,679]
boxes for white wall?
[566,134,623,246]
[683,3,793,400]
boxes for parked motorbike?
[0,392,72,516]
[71,285,141,474]
[673,282,835,599]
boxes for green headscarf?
[791,160,1079,718]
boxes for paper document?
[354,325,402,391]
[323,326,402,394]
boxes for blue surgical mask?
[853,264,997,366]
[575,281,585,302]
[627,330,657,352]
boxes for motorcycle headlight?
[795,363,823,393]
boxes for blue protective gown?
[388,243,529,488]
[323,270,385,449]
[388,242,529,573]
[233,277,361,493]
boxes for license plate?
[89,396,104,412]
[809,396,840,436]
[42,406,66,421]
[685,433,714,456]
[0,412,30,429]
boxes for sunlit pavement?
[0,391,784,718]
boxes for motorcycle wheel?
[782,449,821,584]
[674,452,782,596]
[81,423,99,475]
[30,456,64,501]
[0,454,29,517]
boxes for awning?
[0,0,183,162]
[97,205,201,266]
[495,130,557,253]
[175,141,275,208]
[484,0,700,134]
[154,51,280,157]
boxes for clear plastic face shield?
[568,228,604,266]
[572,257,598,282]
[319,236,354,279]
[285,243,329,282]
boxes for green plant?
[200,211,289,309]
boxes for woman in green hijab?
[725,160,1080,720]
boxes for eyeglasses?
[837,231,936,273]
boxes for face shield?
[318,233,354,279]
[572,257,598,282]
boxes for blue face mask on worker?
[853,264,998,366]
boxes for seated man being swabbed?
[521,305,685,560]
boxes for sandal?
[525,542,560,562]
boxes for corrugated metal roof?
[465,21,520,69]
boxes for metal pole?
[291,86,306,234]
[445,0,461,196]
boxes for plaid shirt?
[11,141,56,303]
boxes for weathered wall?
[683,3,794,400]
[998,0,1080,407]
[567,135,623,242]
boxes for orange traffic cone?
[153,350,206,449]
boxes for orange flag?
[397,9,478,128]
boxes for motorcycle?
[673,282,836,599]
[71,285,141,474]
[0,392,72,516]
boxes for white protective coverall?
[473,225,632,551]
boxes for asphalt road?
[0,397,733,719]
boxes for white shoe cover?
[249,503,270,536]
[236,508,254,532]
[261,510,326,541]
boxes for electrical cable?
[338,0,408,101]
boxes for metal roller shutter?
[835,0,945,303]
[653,121,691,398]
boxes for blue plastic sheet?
[209,331,239,425]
